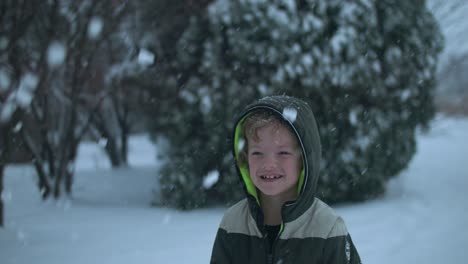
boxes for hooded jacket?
[210,96,361,264]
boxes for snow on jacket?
[210,95,361,264]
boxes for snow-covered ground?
[1,115,468,263]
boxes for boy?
[210,95,361,263]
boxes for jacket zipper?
[264,231,272,264]
[267,222,283,264]
[269,240,276,264]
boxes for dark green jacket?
[210,96,361,263]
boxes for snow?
[0,69,11,91]
[282,107,297,123]
[303,14,323,32]
[349,110,358,125]
[203,170,220,189]
[400,89,411,101]
[257,83,268,95]
[87,17,103,39]
[1,72,39,123]
[330,28,347,54]
[237,138,245,152]
[1,116,468,263]
[267,6,289,27]
[137,49,155,66]
[179,89,197,104]
[106,47,154,83]
[0,99,15,123]
[200,90,212,114]
[301,54,313,67]
[47,41,66,67]
[0,36,8,49]
[283,0,296,12]
[17,73,39,107]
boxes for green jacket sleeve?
[210,228,232,264]
[322,219,362,264]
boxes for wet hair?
[238,109,300,166]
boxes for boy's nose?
[262,155,278,169]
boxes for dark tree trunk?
[114,111,130,167]
[105,137,123,167]
[120,120,129,165]
[0,123,12,228]
[21,129,52,199]
[93,109,129,168]
[0,163,4,227]
[34,162,51,200]
[53,169,63,199]
[65,170,73,195]
[64,142,78,196]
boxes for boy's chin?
[258,187,297,200]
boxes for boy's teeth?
[261,175,281,179]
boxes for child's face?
[247,121,302,200]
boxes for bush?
[151,0,443,209]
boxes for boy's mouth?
[260,175,283,181]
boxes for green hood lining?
[234,111,306,206]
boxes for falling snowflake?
[282,107,297,123]
[349,110,358,125]
[257,83,268,95]
[16,73,38,107]
[238,138,245,152]
[47,41,66,67]
[0,69,11,91]
[137,49,155,66]
[202,170,219,189]
[88,17,103,39]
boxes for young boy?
[210,95,361,263]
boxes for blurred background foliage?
[0,0,454,214]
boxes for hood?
[232,95,322,223]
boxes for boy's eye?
[279,151,291,155]
[250,151,262,156]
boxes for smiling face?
[246,121,302,201]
